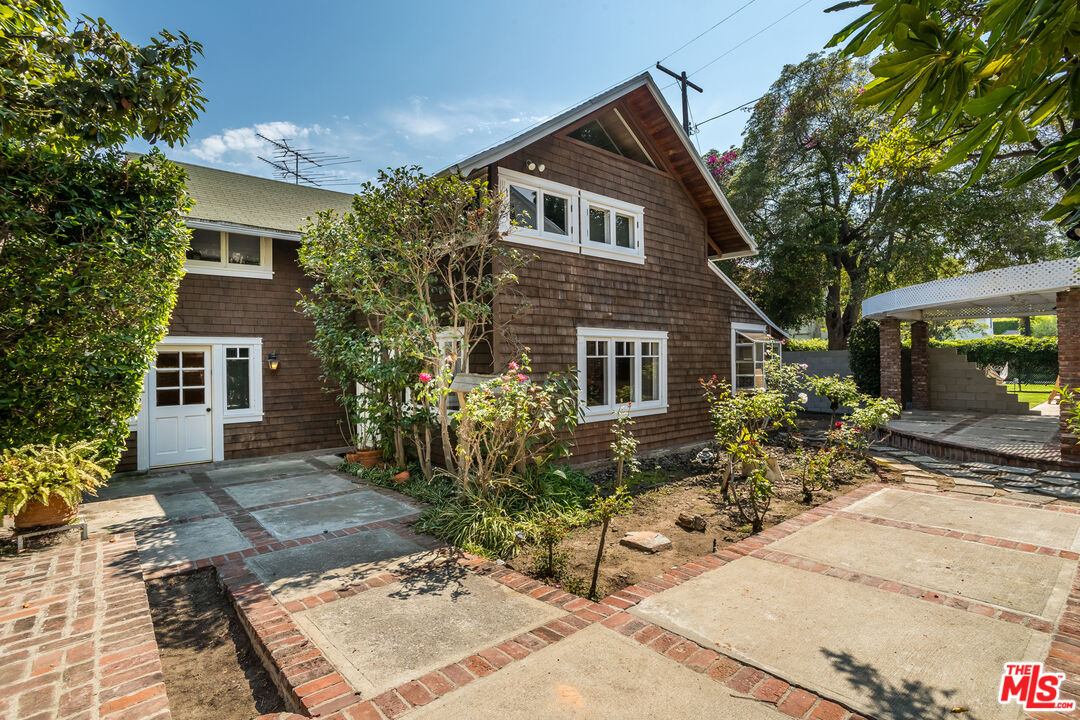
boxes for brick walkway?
[0,534,170,720]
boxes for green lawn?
[1005,383,1056,408]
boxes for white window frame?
[576,327,667,422]
[731,323,781,392]
[131,336,263,470]
[580,191,644,263]
[498,168,645,264]
[184,222,274,279]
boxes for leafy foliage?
[1,147,192,464]
[847,318,881,395]
[828,0,1080,231]
[715,51,1063,348]
[934,335,1058,383]
[0,438,109,515]
[784,338,828,352]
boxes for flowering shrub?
[454,355,579,492]
[704,148,739,183]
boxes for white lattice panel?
[862,258,1080,320]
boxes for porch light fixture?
[525,159,545,173]
[267,351,279,371]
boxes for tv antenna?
[256,134,361,187]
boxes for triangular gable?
[441,73,757,258]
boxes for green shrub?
[931,336,1057,383]
[847,319,880,396]
[784,338,828,352]
[0,439,109,516]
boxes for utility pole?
[655,62,703,136]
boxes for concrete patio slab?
[293,566,564,697]
[246,529,429,603]
[95,472,196,500]
[82,491,219,533]
[408,624,789,720]
[314,454,345,467]
[631,556,1045,720]
[135,516,252,569]
[205,458,317,485]
[848,488,1080,551]
[769,515,1073,617]
[222,472,355,508]
[251,490,416,541]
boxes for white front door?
[149,346,213,467]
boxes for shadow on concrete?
[387,560,472,601]
[821,647,961,720]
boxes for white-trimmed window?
[185,227,274,279]
[581,192,643,262]
[732,323,781,392]
[577,328,667,421]
[221,342,264,422]
[499,168,644,263]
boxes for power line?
[658,0,761,64]
[694,95,764,130]
[684,0,816,80]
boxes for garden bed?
[146,569,285,720]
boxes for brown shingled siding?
[492,134,768,465]
[117,239,342,470]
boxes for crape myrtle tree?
[299,167,526,482]
[0,0,205,465]
[710,51,1062,348]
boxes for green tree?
[0,1,203,465]
[827,0,1080,234]
[715,51,1062,348]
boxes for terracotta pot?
[393,470,410,484]
[345,449,382,468]
[14,496,78,530]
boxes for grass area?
[1005,383,1056,408]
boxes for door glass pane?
[641,342,659,402]
[589,208,609,244]
[226,354,251,410]
[542,194,568,236]
[156,371,180,388]
[509,185,537,229]
[187,229,221,262]
[227,234,261,265]
[182,370,204,386]
[182,352,204,369]
[182,387,204,405]
[615,341,633,404]
[585,341,607,407]
[157,352,180,369]
[156,388,180,406]
[615,214,633,248]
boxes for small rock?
[676,513,707,532]
[619,531,672,553]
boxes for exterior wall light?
[526,160,545,173]
[267,351,279,371]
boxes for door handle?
[206,408,211,413]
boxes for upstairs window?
[582,192,642,260]
[185,227,273,279]
[503,172,578,250]
[568,107,657,168]
[577,328,667,421]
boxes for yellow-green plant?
[0,439,109,516]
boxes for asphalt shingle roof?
[177,160,355,237]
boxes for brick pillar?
[1059,291,1080,465]
[879,317,902,405]
[910,320,930,410]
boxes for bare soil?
[511,431,899,600]
[146,569,286,720]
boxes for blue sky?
[69,0,853,186]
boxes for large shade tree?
[713,51,1063,348]
[0,0,204,465]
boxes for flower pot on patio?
[346,449,381,468]
[14,496,78,530]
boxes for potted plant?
[339,402,383,468]
[1,438,109,529]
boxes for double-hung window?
[499,168,644,263]
[577,328,667,421]
[185,226,274,279]
[732,324,781,392]
[222,343,263,422]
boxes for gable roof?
[176,160,355,239]
[441,73,757,258]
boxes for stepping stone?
[1003,466,1041,476]
[1004,492,1056,505]
[1004,481,1042,490]
[1042,470,1080,481]
[901,475,939,487]
[951,485,997,497]
[952,476,995,487]
[619,531,672,553]
[1039,477,1078,487]
[1036,485,1080,500]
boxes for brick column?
[1059,290,1080,465]
[910,320,930,410]
[879,318,902,405]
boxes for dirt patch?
[511,432,901,600]
[147,569,286,720]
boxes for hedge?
[931,336,1057,384]
[784,338,828,352]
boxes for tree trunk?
[588,515,611,600]
[438,393,456,474]
[1020,317,1032,336]
[825,280,846,349]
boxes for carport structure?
[861,258,1080,466]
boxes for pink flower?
[835,421,843,428]
[516,373,528,383]
[508,361,519,371]
[419,372,432,383]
